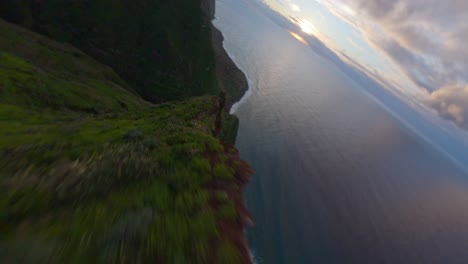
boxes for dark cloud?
[354,0,398,19]
[375,37,447,92]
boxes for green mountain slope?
[0,0,217,103]
[0,19,251,263]
[0,20,146,113]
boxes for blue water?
[214,0,468,263]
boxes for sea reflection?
[215,0,468,263]
[288,31,308,46]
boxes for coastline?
[230,77,253,114]
[201,0,249,109]
[206,2,254,263]
[211,25,250,110]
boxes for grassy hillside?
[0,0,217,103]
[0,19,251,263]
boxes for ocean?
[214,0,468,263]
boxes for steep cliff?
[0,0,253,262]
[211,26,249,108]
[201,0,216,20]
[0,17,252,263]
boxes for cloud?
[370,36,449,92]
[322,0,468,128]
[290,3,301,12]
[428,85,468,128]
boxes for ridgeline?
[0,0,251,263]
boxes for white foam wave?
[230,78,253,114]
[250,248,260,264]
[220,47,253,115]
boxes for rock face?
[211,25,249,109]
[201,0,249,109]
[201,0,216,19]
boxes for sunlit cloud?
[428,85,468,129]
[315,0,468,129]
[339,4,355,16]
[290,3,301,12]
[263,0,468,130]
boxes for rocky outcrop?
[202,1,252,263]
[201,0,216,19]
[211,25,249,109]
[201,0,249,109]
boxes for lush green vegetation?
[0,0,217,102]
[220,112,240,145]
[0,18,247,263]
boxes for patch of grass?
[217,240,242,264]
[215,190,230,203]
[213,163,235,180]
[124,128,144,141]
[220,112,240,144]
[0,93,240,262]
[190,157,211,174]
[217,199,238,221]
[0,51,145,113]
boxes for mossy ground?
[0,19,246,263]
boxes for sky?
[260,0,468,132]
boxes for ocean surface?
[214,0,468,263]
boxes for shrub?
[217,201,237,220]
[124,128,143,141]
[142,137,161,150]
[190,158,211,174]
[215,191,229,203]
[213,163,234,180]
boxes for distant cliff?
[201,0,216,20]
[0,0,248,107]
[211,26,249,108]
[201,0,249,108]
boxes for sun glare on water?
[288,31,308,45]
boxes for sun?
[298,19,317,36]
[290,3,301,12]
